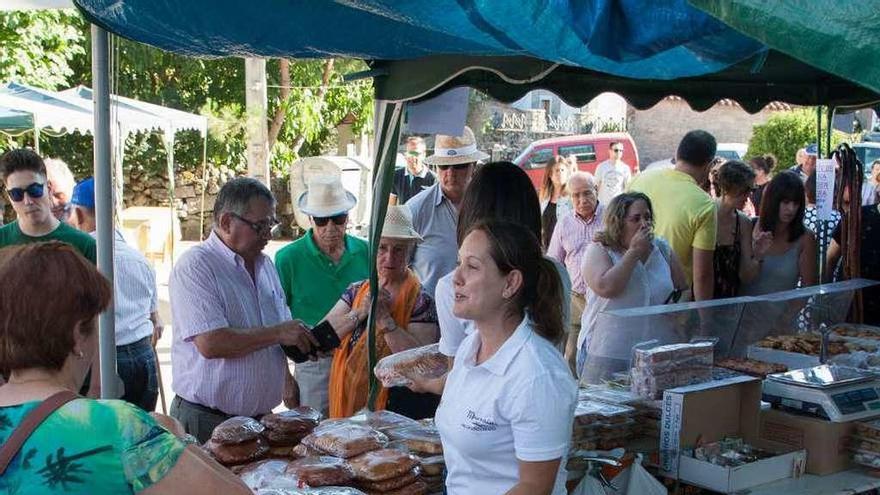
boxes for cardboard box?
[678,445,806,493]
[659,375,762,477]
[759,408,855,475]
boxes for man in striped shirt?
[169,177,318,442]
[69,177,163,411]
[547,172,605,371]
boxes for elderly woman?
[435,220,576,495]
[0,242,248,494]
[713,160,770,298]
[324,206,439,419]
[578,193,688,380]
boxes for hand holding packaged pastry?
[301,422,389,458]
[373,343,449,388]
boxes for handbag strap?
[0,390,79,475]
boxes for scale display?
[763,365,880,422]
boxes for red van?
[513,132,640,189]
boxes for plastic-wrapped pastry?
[357,467,421,491]
[234,459,290,490]
[363,480,428,495]
[348,448,420,481]
[301,423,388,458]
[385,425,442,455]
[418,455,444,476]
[348,409,420,434]
[205,436,269,465]
[292,442,325,458]
[261,407,322,446]
[211,415,266,444]
[284,456,355,487]
[374,343,448,388]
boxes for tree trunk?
[267,59,291,151]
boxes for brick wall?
[628,99,786,166]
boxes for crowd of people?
[0,123,878,493]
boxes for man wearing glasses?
[391,136,436,205]
[406,126,487,296]
[0,149,96,263]
[595,141,633,206]
[275,175,369,414]
[169,177,318,442]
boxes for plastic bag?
[348,409,420,433]
[373,343,448,387]
[261,407,322,446]
[301,423,388,458]
[284,456,355,487]
[385,425,443,455]
[347,448,420,481]
[211,415,266,444]
[573,400,636,425]
[236,459,290,490]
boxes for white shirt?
[436,258,572,357]
[436,316,576,495]
[595,159,632,205]
[577,238,675,378]
[91,229,158,346]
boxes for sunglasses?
[612,148,624,153]
[231,212,279,236]
[436,163,472,171]
[313,213,348,226]
[7,182,45,202]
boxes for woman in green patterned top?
[0,242,249,494]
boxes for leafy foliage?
[0,11,85,89]
[747,108,848,173]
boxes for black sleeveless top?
[713,213,742,298]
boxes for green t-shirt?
[275,231,370,326]
[0,398,185,494]
[0,221,97,264]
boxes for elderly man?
[547,172,605,370]
[68,177,163,411]
[790,144,817,182]
[630,130,717,301]
[391,136,436,205]
[170,177,318,442]
[406,126,487,296]
[45,158,77,221]
[275,175,369,414]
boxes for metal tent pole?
[91,24,119,399]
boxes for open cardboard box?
[659,375,806,491]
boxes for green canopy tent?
[0,105,34,135]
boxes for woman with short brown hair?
[0,242,248,495]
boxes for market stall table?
[746,469,880,495]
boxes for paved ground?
[151,240,291,414]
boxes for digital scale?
[762,364,880,422]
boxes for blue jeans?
[117,337,159,411]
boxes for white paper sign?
[659,391,684,477]
[404,87,469,137]
[816,158,837,221]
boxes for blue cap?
[70,177,95,209]
[805,143,819,156]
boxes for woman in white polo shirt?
[432,219,577,495]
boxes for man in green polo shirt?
[0,149,96,263]
[275,176,369,415]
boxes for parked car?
[513,132,639,188]
[716,143,748,161]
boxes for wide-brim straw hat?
[381,205,423,242]
[423,126,490,166]
[297,175,357,217]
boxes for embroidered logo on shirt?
[461,409,497,432]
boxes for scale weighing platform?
[762,364,880,422]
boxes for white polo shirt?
[435,316,576,495]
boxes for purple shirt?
[170,231,291,416]
[547,203,606,295]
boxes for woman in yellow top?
[324,206,439,418]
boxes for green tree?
[747,108,848,173]
[0,10,85,89]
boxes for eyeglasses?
[612,148,624,153]
[7,182,45,202]
[436,163,472,171]
[231,212,279,236]
[313,213,348,226]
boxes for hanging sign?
[815,158,837,221]
[404,87,468,137]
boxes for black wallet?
[282,320,341,363]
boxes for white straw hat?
[297,175,357,217]
[381,205,423,242]
[423,126,489,166]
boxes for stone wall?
[628,98,790,166]
[123,166,299,240]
